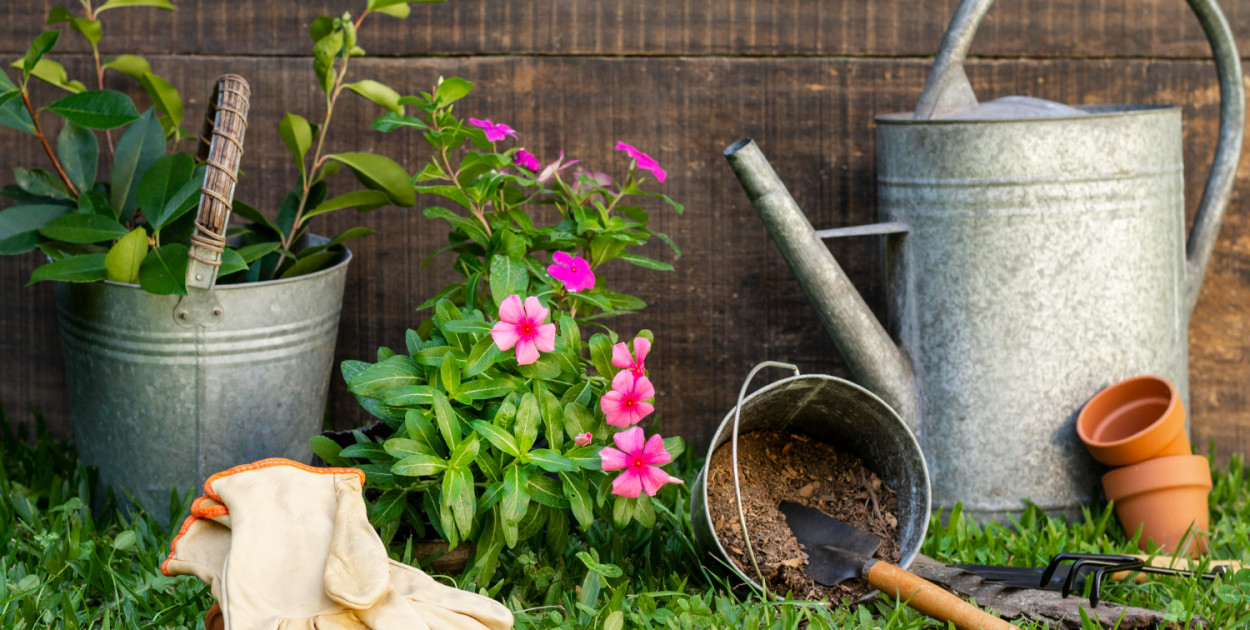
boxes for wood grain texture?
[0,0,1247,58]
[3,0,1250,464]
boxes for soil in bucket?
[706,430,901,601]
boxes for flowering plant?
[314,77,684,584]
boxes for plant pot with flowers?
[0,0,431,523]
[314,77,687,583]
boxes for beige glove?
[163,458,513,630]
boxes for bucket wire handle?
[186,74,251,291]
[915,0,1244,317]
[730,361,800,598]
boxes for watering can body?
[726,0,1243,521]
[877,106,1187,518]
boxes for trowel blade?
[779,501,882,587]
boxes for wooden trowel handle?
[867,561,1015,630]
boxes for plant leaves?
[56,122,98,194]
[310,435,349,467]
[102,54,151,80]
[138,152,194,228]
[23,30,60,75]
[18,59,87,93]
[431,389,462,449]
[515,393,541,453]
[278,113,312,176]
[28,253,107,284]
[383,437,435,459]
[95,0,175,12]
[559,471,594,528]
[463,335,502,378]
[433,76,473,105]
[105,227,148,283]
[346,79,403,114]
[501,464,530,541]
[138,243,188,295]
[527,449,576,473]
[0,204,70,254]
[488,255,528,307]
[528,475,570,509]
[39,213,128,243]
[391,453,446,477]
[617,252,674,271]
[325,152,415,207]
[0,72,34,133]
[348,355,422,397]
[278,250,338,279]
[139,72,182,136]
[302,190,390,221]
[217,247,248,276]
[46,90,140,130]
[471,420,519,458]
[312,30,344,95]
[235,241,281,263]
[110,109,164,218]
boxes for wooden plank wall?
[3,0,1250,461]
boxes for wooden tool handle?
[1110,555,1246,583]
[867,561,1015,630]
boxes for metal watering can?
[726,0,1244,521]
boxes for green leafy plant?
[317,77,687,586]
[0,0,433,294]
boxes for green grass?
[5,407,1250,629]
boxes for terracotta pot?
[1077,376,1190,467]
[1102,454,1212,555]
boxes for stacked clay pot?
[1077,376,1211,555]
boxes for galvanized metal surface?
[727,0,1243,522]
[55,241,350,525]
[690,372,931,598]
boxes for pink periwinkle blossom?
[469,118,518,142]
[547,251,596,293]
[490,295,556,365]
[514,148,541,171]
[611,337,651,377]
[574,170,614,196]
[574,432,593,447]
[614,142,667,183]
[599,426,681,498]
[538,151,579,184]
[601,370,655,428]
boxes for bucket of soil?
[691,365,930,602]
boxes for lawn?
[3,407,1249,629]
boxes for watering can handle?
[186,75,251,291]
[915,0,1245,317]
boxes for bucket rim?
[91,236,352,292]
[693,372,931,599]
[875,103,1180,125]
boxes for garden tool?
[725,0,1244,523]
[955,552,1240,607]
[162,458,514,630]
[779,501,1014,630]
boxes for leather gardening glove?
[163,458,513,630]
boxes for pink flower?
[611,337,650,377]
[600,370,655,427]
[547,251,596,293]
[599,427,680,498]
[615,142,667,183]
[537,151,578,184]
[514,148,541,171]
[469,118,518,142]
[574,432,593,447]
[574,170,614,196]
[490,295,556,365]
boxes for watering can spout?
[724,139,919,432]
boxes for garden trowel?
[779,501,1014,630]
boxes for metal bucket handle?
[186,74,251,291]
[914,0,1245,318]
[728,360,801,597]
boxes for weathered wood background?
[3,0,1250,461]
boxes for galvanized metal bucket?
[53,76,351,524]
[690,362,931,599]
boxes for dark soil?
[706,431,901,602]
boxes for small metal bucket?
[52,76,350,524]
[690,362,931,598]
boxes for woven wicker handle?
[186,74,251,290]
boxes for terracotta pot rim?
[1077,375,1181,448]
[1102,454,1212,501]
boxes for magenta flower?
[599,427,680,498]
[614,142,667,183]
[490,295,556,365]
[547,251,596,293]
[514,148,541,171]
[601,370,655,427]
[469,118,518,142]
[574,432,593,447]
[611,337,650,377]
